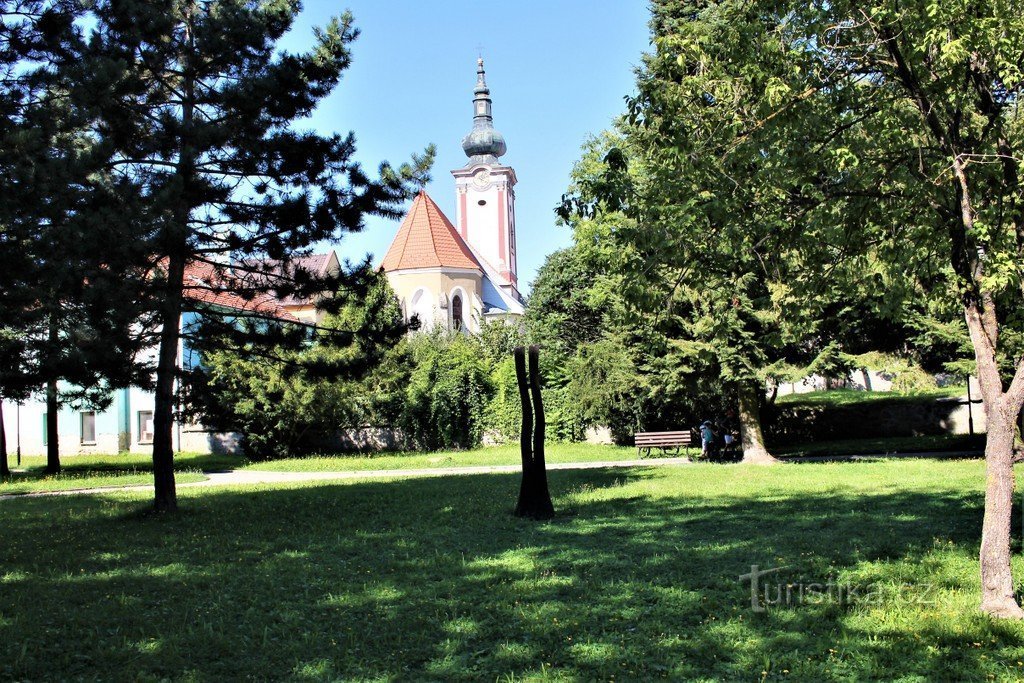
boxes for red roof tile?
[381,191,481,272]
[183,262,302,323]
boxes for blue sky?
[282,1,652,293]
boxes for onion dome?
[461,58,507,165]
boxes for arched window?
[451,294,463,331]
[410,288,432,332]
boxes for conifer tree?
[85,1,430,511]
[2,0,153,473]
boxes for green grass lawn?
[776,386,969,407]
[2,458,1024,680]
[0,452,231,496]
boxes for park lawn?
[241,442,642,473]
[0,452,231,496]
[2,459,1024,680]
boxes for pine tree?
[2,0,154,473]
[84,1,430,511]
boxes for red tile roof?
[381,191,481,272]
[183,261,302,323]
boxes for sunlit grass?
[2,458,1023,679]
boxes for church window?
[452,294,464,331]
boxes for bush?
[401,332,494,450]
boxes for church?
[381,59,525,333]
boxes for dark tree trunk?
[151,251,185,513]
[45,378,60,474]
[1,402,9,479]
[515,344,533,505]
[513,345,554,520]
[150,7,197,514]
[527,346,553,516]
[737,382,778,465]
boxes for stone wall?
[308,427,409,453]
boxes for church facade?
[381,59,525,333]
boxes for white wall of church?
[386,269,483,334]
[463,186,502,269]
[453,165,517,284]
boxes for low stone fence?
[307,427,409,453]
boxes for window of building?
[80,411,96,445]
[138,410,154,444]
[452,294,464,331]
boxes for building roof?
[271,252,339,307]
[381,191,481,272]
[183,261,302,323]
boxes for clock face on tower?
[472,168,490,189]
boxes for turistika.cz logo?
[738,564,936,613]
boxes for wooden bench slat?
[634,429,697,457]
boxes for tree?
[84,1,430,510]
[523,247,606,359]
[1,1,152,473]
[189,269,408,459]
[811,0,1024,618]
[599,0,1024,616]
[560,11,863,463]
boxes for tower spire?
[461,58,506,165]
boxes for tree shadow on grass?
[1,465,1023,680]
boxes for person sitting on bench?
[700,421,715,459]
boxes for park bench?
[634,430,695,457]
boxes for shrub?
[402,332,494,450]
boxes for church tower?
[452,59,520,300]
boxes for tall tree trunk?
[737,382,778,464]
[151,253,185,513]
[514,345,533,510]
[1,402,9,479]
[966,301,1024,618]
[150,4,197,513]
[861,367,873,392]
[978,403,1022,618]
[526,346,553,518]
[45,378,60,474]
[513,346,554,520]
